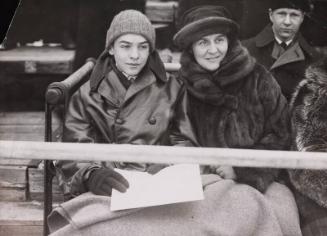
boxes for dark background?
[0,0,19,43]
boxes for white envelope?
[111,164,204,211]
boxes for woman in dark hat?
[174,5,291,192]
[173,4,302,233]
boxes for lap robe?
[48,174,302,236]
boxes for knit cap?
[105,10,156,51]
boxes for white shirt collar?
[115,63,137,81]
[122,71,137,81]
[275,37,293,46]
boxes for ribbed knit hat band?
[105,10,156,51]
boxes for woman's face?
[192,33,228,71]
[109,33,150,76]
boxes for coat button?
[116,118,124,125]
[148,117,156,125]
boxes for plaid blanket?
[48,175,302,236]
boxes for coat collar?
[270,42,305,70]
[254,24,317,58]
[97,70,126,106]
[90,50,168,92]
[254,24,275,48]
[97,64,157,106]
[124,68,156,102]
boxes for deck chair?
[43,58,180,235]
[43,58,96,236]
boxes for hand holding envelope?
[111,164,204,211]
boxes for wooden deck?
[0,112,63,236]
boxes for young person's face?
[192,33,228,72]
[269,8,304,42]
[109,34,150,76]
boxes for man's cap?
[269,0,313,13]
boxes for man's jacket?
[242,24,321,101]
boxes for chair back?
[43,58,95,236]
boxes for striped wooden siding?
[0,112,63,236]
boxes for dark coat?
[242,24,320,101]
[288,58,327,223]
[179,41,291,193]
[56,51,197,197]
[63,65,194,147]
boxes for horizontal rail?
[0,140,326,170]
[45,58,96,105]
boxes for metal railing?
[1,140,327,170]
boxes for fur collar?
[179,40,255,109]
[288,58,327,209]
[290,57,327,151]
[290,57,327,111]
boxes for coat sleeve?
[169,81,199,147]
[255,66,291,151]
[63,86,96,143]
[55,86,102,198]
[234,66,292,193]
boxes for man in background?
[243,0,321,101]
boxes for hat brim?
[173,17,239,49]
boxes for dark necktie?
[280,42,288,50]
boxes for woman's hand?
[214,166,236,180]
[86,167,129,196]
[202,165,236,180]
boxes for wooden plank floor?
[0,111,45,141]
[0,201,43,236]
[0,111,63,236]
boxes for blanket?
[48,175,301,236]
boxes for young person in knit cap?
[48,9,198,233]
[48,6,301,236]
[243,0,321,101]
[73,0,146,69]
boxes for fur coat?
[179,40,291,193]
[289,57,327,210]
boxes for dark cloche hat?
[269,0,313,13]
[173,5,239,50]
